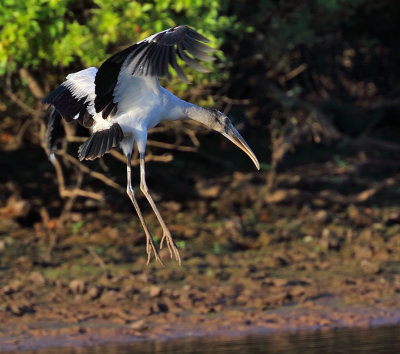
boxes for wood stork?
[43,25,259,265]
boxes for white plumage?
[43,25,259,265]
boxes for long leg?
[139,153,181,265]
[126,154,163,265]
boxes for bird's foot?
[160,229,181,265]
[145,232,164,266]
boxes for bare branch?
[109,150,174,165]
[285,63,308,81]
[356,137,400,152]
[19,68,45,99]
[147,139,197,152]
[5,72,41,115]
[184,128,201,147]
[143,153,174,163]
[218,96,252,105]
[14,118,34,146]
[60,187,104,201]
[109,150,127,163]
[57,151,125,194]
[5,90,39,115]
[50,153,104,202]
[66,136,87,143]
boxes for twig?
[5,72,41,115]
[5,90,39,115]
[14,118,34,146]
[184,128,201,147]
[217,53,264,69]
[138,153,174,164]
[50,154,104,201]
[66,136,87,143]
[285,63,308,81]
[61,187,103,201]
[109,150,129,163]
[355,137,400,152]
[223,102,232,115]
[147,139,197,152]
[218,97,252,105]
[86,246,107,271]
[19,68,45,99]
[58,151,125,193]
[109,150,174,164]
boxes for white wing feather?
[64,67,98,116]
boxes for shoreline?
[2,303,400,352]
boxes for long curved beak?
[222,125,260,170]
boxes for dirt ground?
[1,147,400,351]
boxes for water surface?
[11,325,400,354]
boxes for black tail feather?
[78,123,124,161]
[77,137,92,160]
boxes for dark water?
[12,325,400,354]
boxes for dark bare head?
[186,106,260,169]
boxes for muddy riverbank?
[1,152,400,351]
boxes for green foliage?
[213,242,220,254]
[176,240,186,249]
[334,155,347,168]
[259,163,272,171]
[88,245,105,255]
[71,220,84,234]
[0,0,237,95]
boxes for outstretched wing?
[43,67,98,128]
[94,25,215,114]
[43,67,123,160]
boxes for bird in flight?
[43,25,259,265]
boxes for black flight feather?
[76,110,94,128]
[182,38,215,61]
[169,46,189,83]
[177,46,209,73]
[187,28,210,43]
[43,84,88,122]
[45,106,64,154]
